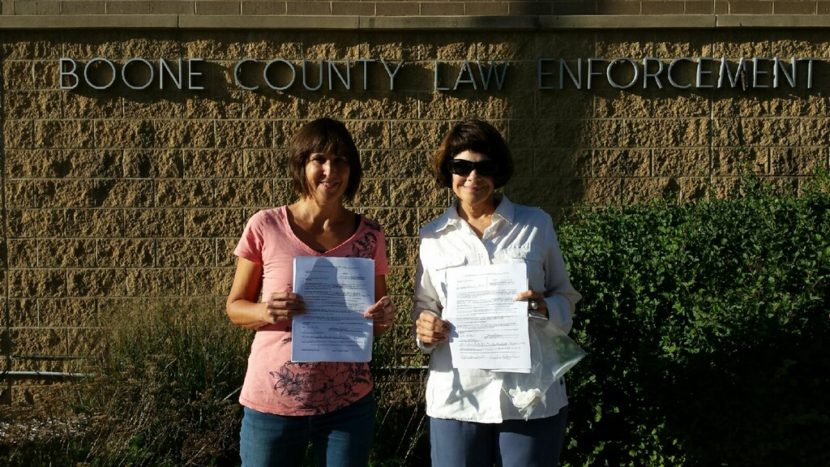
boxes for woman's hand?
[263,290,306,324]
[515,290,548,319]
[416,311,449,345]
[364,296,396,334]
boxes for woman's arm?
[413,256,448,350]
[226,257,268,329]
[226,257,306,329]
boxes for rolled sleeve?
[543,294,576,334]
[542,214,581,335]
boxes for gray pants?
[429,406,568,467]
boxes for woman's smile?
[319,180,340,189]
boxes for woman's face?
[451,150,496,209]
[305,151,350,203]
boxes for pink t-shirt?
[234,206,389,416]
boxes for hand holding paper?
[416,311,449,345]
[363,296,396,332]
[262,289,305,324]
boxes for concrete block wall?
[2,28,830,404]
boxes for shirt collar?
[434,194,516,233]
[492,194,516,226]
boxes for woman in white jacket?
[413,118,581,467]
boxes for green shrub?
[558,174,830,466]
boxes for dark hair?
[430,118,514,189]
[289,118,362,200]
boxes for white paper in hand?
[444,263,531,372]
[291,256,375,363]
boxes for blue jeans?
[429,406,568,467]
[240,392,376,467]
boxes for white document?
[291,256,375,363]
[444,263,531,372]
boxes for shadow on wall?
[503,32,593,222]
[507,28,830,217]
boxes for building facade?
[2,2,830,404]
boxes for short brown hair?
[430,118,514,189]
[289,118,362,200]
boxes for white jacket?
[413,195,582,423]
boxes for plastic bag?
[502,324,586,419]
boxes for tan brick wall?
[3,0,830,16]
[2,29,830,404]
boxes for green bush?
[558,175,830,466]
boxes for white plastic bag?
[502,324,586,419]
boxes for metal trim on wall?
[2,14,830,30]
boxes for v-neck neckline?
[280,206,362,256]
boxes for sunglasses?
[449,159,499,177]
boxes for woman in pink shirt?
[226,118,396,467]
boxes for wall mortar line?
[0,53,13,403]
